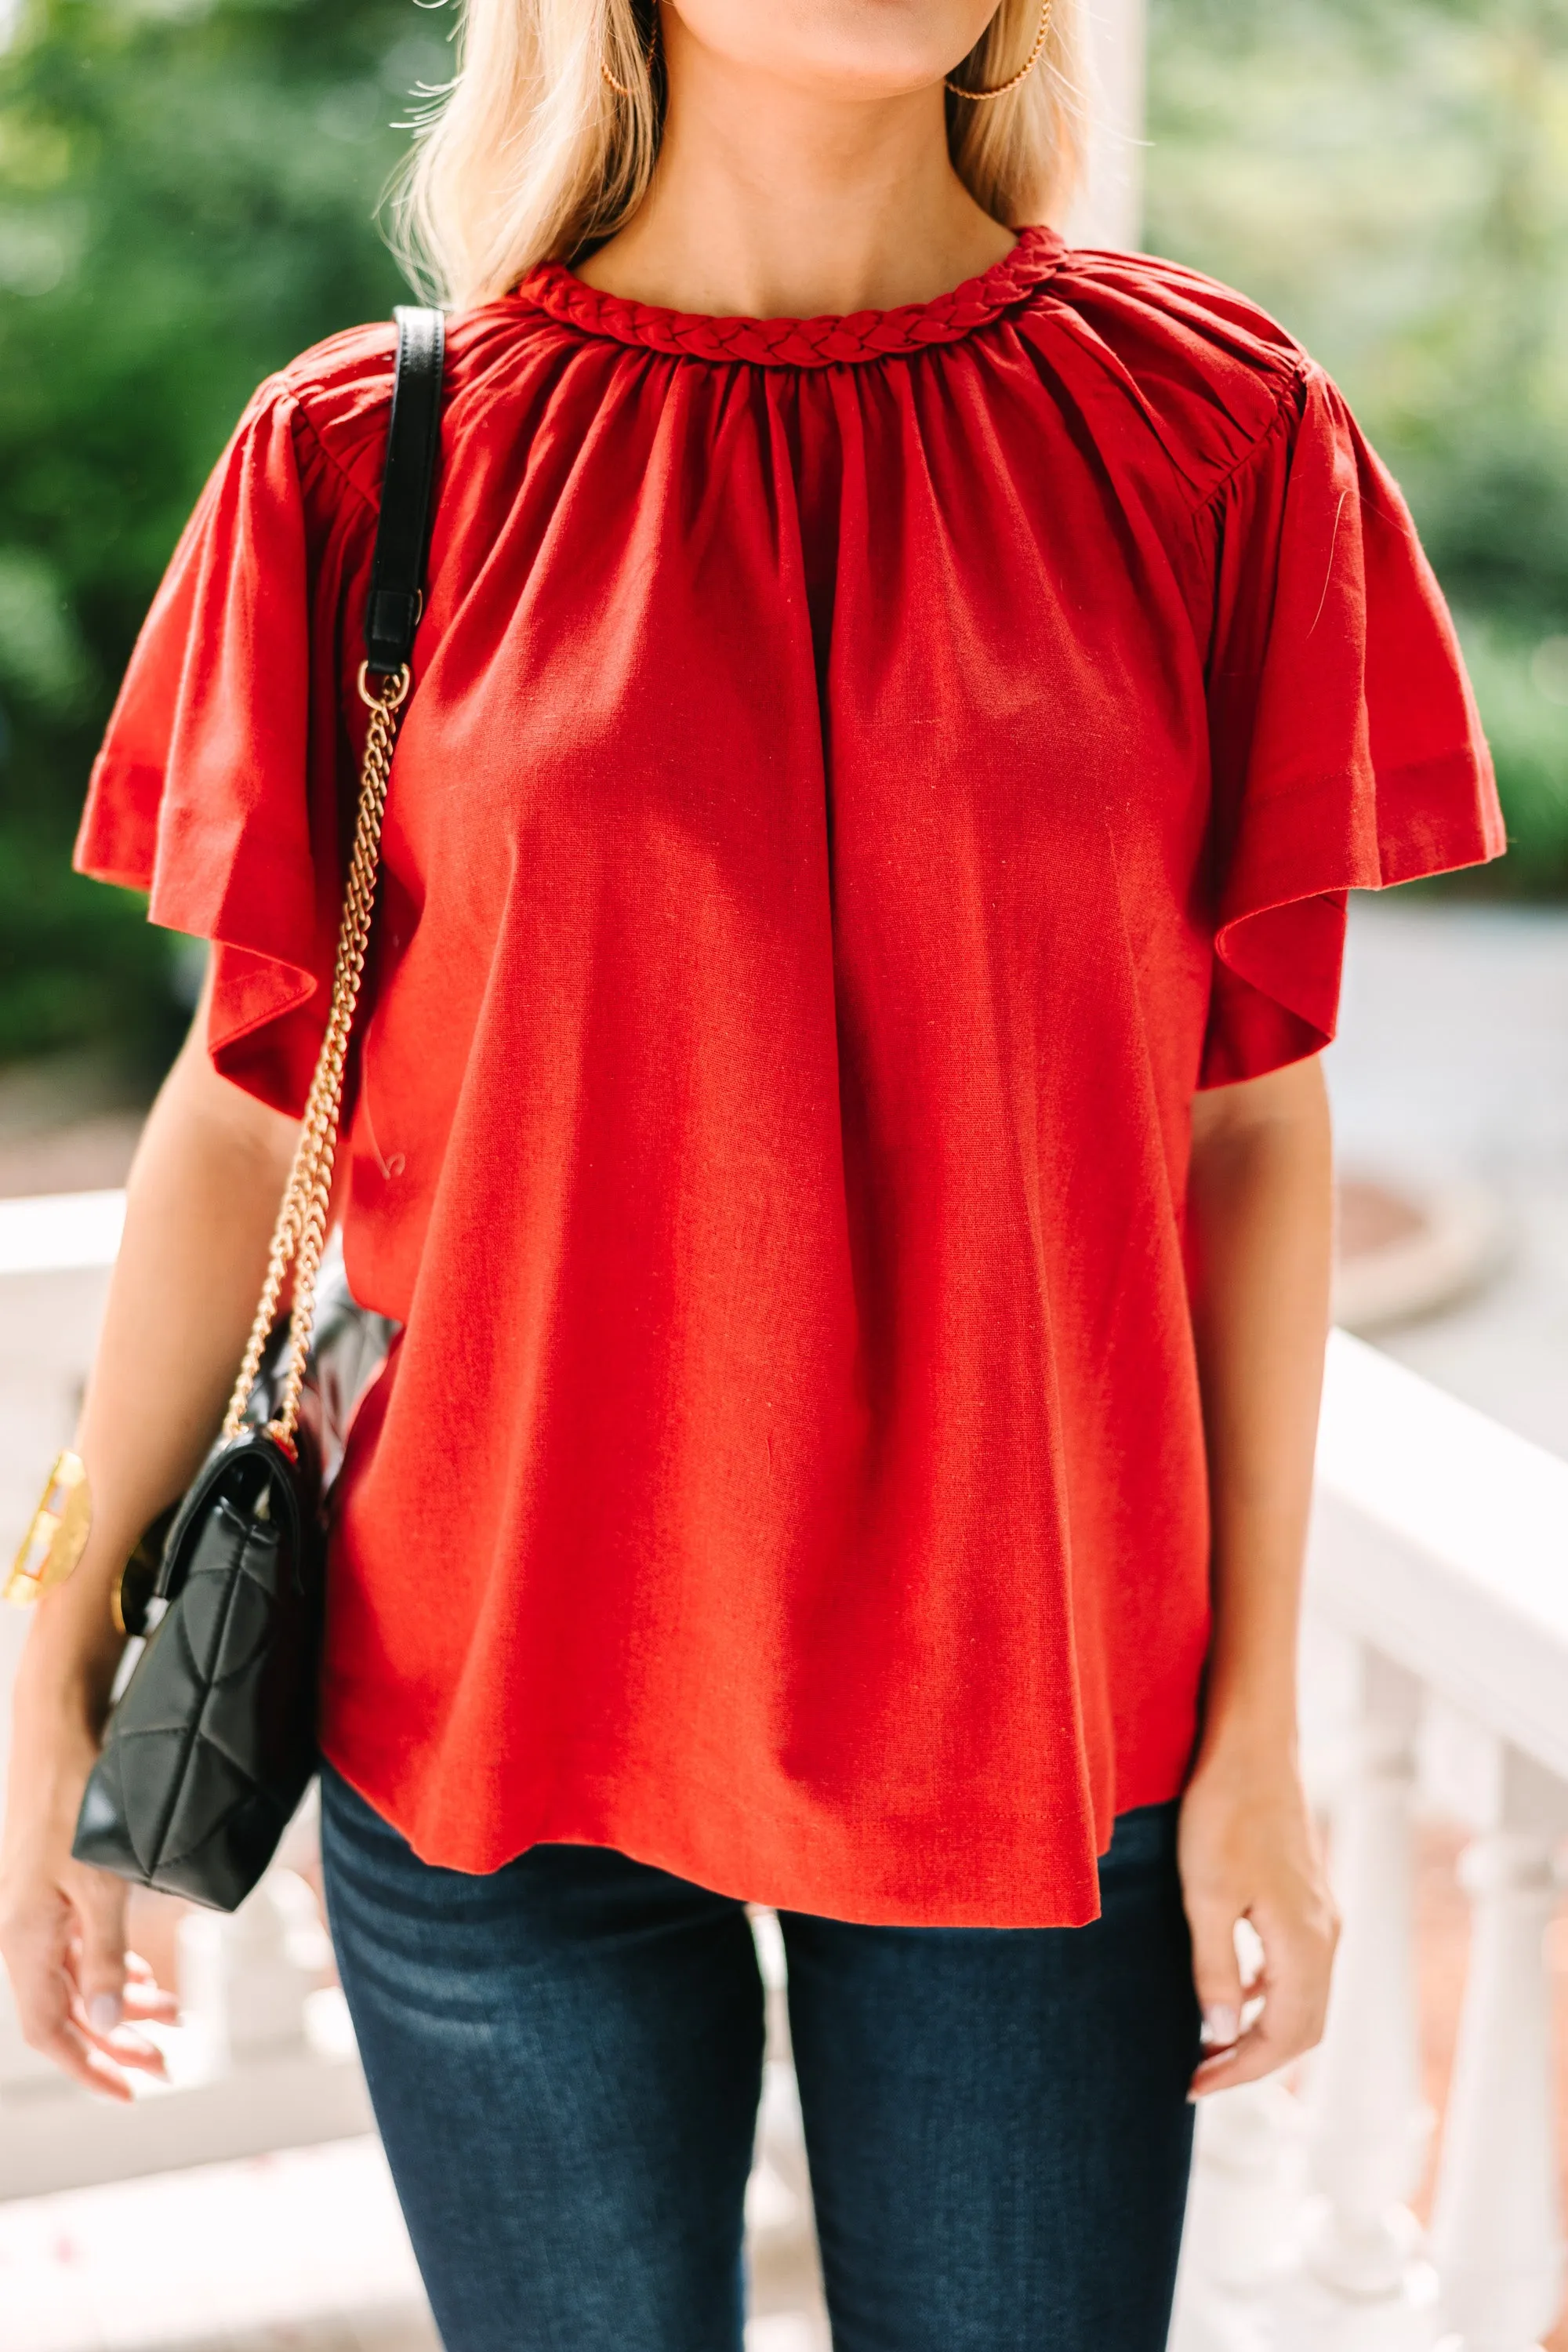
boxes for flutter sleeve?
[1200,363,1504,1087]
[74,376,378,1115]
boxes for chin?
[673,0,992,98]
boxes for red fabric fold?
[1200,367,1501,1084]
[77,355,387,1112]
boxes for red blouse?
[78,229,1502,1926]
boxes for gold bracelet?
[5,1450,93,1606]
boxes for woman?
[1,1,1501,2345]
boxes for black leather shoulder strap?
[364,304,446,677]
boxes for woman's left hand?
[1178,1737,1338,2097]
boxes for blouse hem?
[314,1728,1194,1930]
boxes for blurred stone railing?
[1177,1331,1568,2352]
[0,1198,1564,2352]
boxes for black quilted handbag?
[72,306,445,1912]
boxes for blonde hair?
[394,1,1082,312]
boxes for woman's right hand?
[1,975,296,2096]
[0,1675,176,2099]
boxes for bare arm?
[0,974,294,2096]
[1180,1051,1340,2094]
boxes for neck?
[576,16,1015,319]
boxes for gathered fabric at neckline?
[513,223,1066,368]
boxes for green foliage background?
[0,0,441,1069]
[1144,0,1568,888]
[1,0,1566,1067]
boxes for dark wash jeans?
[320,1766,1199,2352]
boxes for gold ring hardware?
[946,0,1053,100]
[358,661,411,711]
[111,1503,177,1639]
[5,1450,92,1606]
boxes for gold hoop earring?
[945,0,1053,101]
[601,2,659,98]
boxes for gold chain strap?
[221,662,411,1453]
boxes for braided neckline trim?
[514,225,1065,368]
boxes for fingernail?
[1201,2003,1240,2049]
[89,1993,122,2034]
